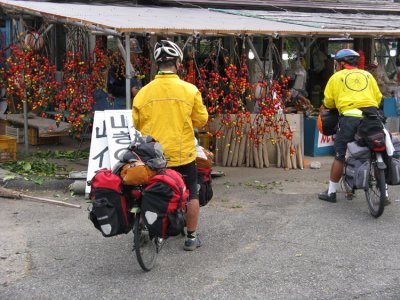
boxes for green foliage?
[0,150,88,184]
[0,158,64,178]
[17,150,89,160]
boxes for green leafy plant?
[17,150,89,160]
[0,150,88,184]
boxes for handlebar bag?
[317,109,339,136]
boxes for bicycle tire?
[365,161,385,218]
[133,215,157,271]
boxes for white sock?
[328,181,338,195]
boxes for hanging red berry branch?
[4,43,60,115]
[181,38,298,168]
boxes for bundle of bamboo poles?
[214,124,304,169]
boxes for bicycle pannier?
[197,167,213,207]
[344,142,371,190]
[141,169,189,238]
[88,169,132,237]
[386,157,400,185]
[392,136,400,159]
[196,145,213,206]
[357,110,385,150]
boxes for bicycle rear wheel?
[133,215,157,271]
[365,162,385,218]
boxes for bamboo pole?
[249,139,254,167]
[263,138,270,168]
[222,127,233,167]
[286,141,292,170]
[296,144,304,169]
[290,144,297,169]
[258,141,264,169]
[276,141,281,168]
[253,143,260,169]
[237,131,247,167]
[227,131,237,167]
[245,137,250,167]
[215,134,222,166]
[231,134,241,167]
[0,187,81,209]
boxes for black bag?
[88,169,132,237]
[344,142,371,190]
[392,136,400,159]
[317,109,339,136]
[197,167,213,206]
[356,108,385,150]
[128,135,167,171]
[141,169,189,238]
[386,157,400,185]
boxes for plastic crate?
[0,135,17,161]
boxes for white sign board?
[104,110,133,169]
[86,110,141,195]
[317,132,335,148]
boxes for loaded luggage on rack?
[88,135,190,239]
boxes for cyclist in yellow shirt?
[133,40,208,250]
[318,49,382,203]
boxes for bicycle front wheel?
[365,162,386,218]
[133,215,157,271]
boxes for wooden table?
[0,113,70,145]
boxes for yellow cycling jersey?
[323,68,382,115]
[133,73,208,167]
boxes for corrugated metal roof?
[156,0,400,14]
[1,0,400,36]
[214,8,400,32]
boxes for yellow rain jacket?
[323,68,382,116]
[133,73,208,167]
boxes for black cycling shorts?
[334,116,361,161]
[170,160,199,201]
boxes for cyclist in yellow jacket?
[318,49,382,203]
[133,40,208,250]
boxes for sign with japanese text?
[86,110,140,195]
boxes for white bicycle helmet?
[154,40,183,63]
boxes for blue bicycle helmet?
[335,49,360,64]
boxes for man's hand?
[319,104,328,112]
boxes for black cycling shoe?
[384,197,391,206]
[318,190,337,203]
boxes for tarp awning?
[1,0,400,37]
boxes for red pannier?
[88,169,132,237]
[197,167,213,207]
[141,169,189,238]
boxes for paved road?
[1,158,400,299]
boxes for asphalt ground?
[1,151,400,299]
